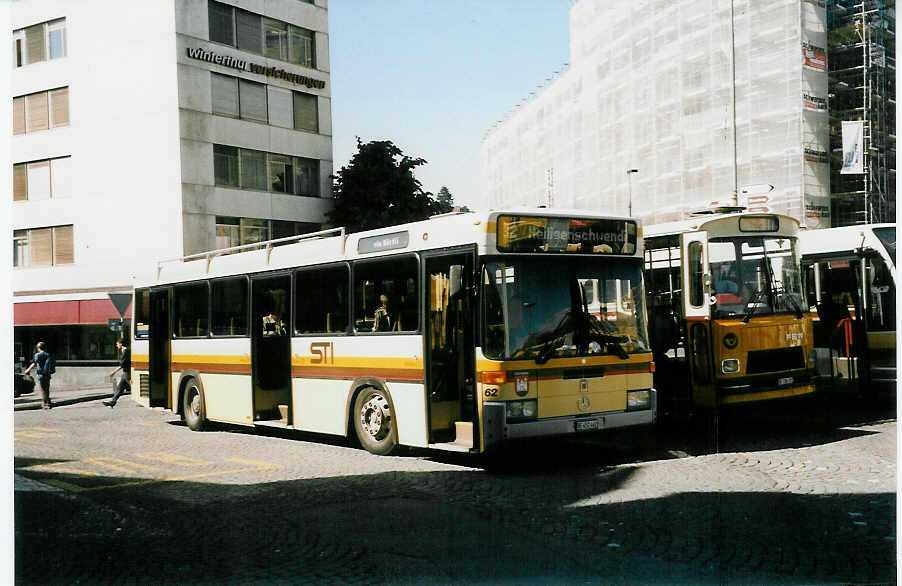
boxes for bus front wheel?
[183,378,206,432]
[353,387,397,456]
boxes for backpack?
[37,352,55,375]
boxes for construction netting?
[480,0,832,227]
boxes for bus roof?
[800,223,895,254]
[643,212,800,240]
[138,208,639,288]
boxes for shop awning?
[14,299,132,326]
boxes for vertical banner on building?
[840,121,864,174]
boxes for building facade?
[480,0,874,229]
[11,0,333,388]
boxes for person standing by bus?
[22,341,54,409]
[104,339,131,408]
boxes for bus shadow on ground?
[161,389,894,473]
[13,463,896,585]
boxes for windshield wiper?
[742,286,765,323]
[534,310,630,363]
[779,289,805,318]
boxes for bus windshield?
[873,226,896,265]
[709,236,805,319]
[481,257,649,361]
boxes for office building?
[11,0,332,387]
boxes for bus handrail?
[156,227,346,278]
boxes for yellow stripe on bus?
[719,385,815,405]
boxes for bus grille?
[139,374,150,398]
[746,347,805,374]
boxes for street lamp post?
[626,168,639,217]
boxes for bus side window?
[295,265,349,335]
[173,281,209,338]
[211,277,248,336]
[353,256,418,333]
[687,242,704,307]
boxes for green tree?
[328,138,443,233]
[435,186,454,214]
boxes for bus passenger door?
[251,275,292,422]
[148,287,171,408]
[681,232,715,407]
[423,248,476,447]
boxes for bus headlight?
[627,390,650,411]
[506,399,537,421]
[721,358,740,374]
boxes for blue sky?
[329,1,572,209]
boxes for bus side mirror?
[449,265,464,298]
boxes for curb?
[14,391,114,411]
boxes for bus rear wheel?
[353,387,397,456]
[183,379,206,432]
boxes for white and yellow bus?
[800,223,896,390]
[643,211,816,413]
[130,210,656,455]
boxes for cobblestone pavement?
[13,392,896,584]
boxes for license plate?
[777,377,794,386]
[575,419,599,432]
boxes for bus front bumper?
[482,389,656,450]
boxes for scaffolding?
[827,0,896,226]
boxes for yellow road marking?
[15,428,61,440]
[82,457,159,475]
[18,456,282,493]
[136,452,212,467]
[227,457,281,470]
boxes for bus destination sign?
[358,231,410,254]
[496,215,637,255]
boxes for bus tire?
[183,378,206,432]
[353,387,397,456]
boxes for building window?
[208,1,235,46]
[13,18,66,67]
[267,86,293,128]
[215,145,320,197]
[264,19,289,61]
[12,225,74,268]
[289,26,314,68]
[268,154,293,193]
[13,156,71,201]
[293,91,318,132]
[239,148,268,191]
[235,9,262,54]
[211,72,318,132]
[13,87,69,135]
[208,1,316,68]
[216,216,320,251]
[213,145,239,187]
[294,156,318,196]
[211,73,239,117]
[238,79,267,122]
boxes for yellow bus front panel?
[712,315,815,404]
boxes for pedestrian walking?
[22,341,55,409]
[103,339,131,408]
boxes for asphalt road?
[13,391,897,584]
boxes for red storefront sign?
[14,299,132,326]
